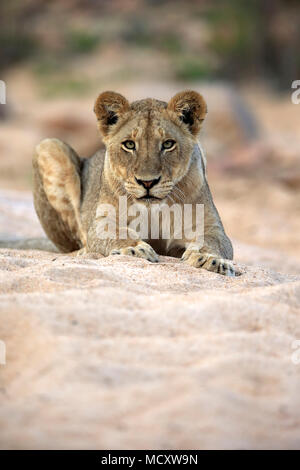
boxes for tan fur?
[34,139,86,245]
[33,90,236,276]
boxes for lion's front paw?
[182,250,238,276]
[110,241,159,263]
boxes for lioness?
[33,90,237,276]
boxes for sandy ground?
[0,190,300,449]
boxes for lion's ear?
[167,90,207,136]
[94,91,130,136]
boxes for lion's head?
[94,90,207,202]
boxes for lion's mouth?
[137,195,162,202]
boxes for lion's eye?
[162,139,176,150]
[122,140,136,151]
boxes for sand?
[0,189,300,449]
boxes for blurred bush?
[66,29,100,54]
[174,58,212,81]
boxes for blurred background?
[0,0,299,260]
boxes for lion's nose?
[135,176,161,189]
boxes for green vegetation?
[66,29,100,54]
[204,0,260,76]
[175,58,213,81]
[40,78,91,98]
[33,58,64,77]
[158,33,182,55]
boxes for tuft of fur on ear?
[167,90,207,136]
[94,91,130,136]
